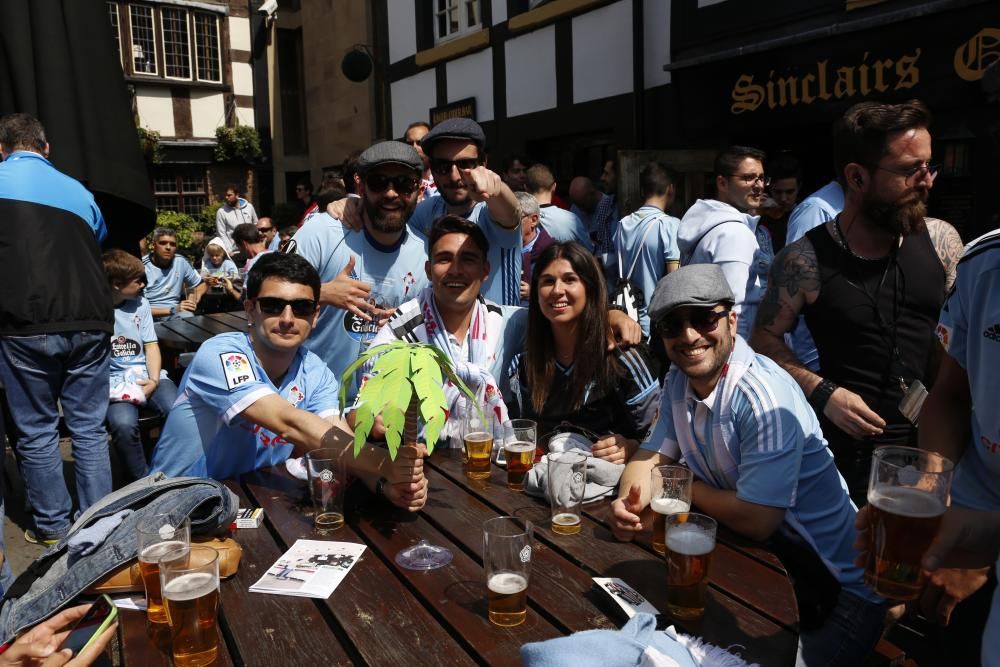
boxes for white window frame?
[128,4,158,76]
[193,11,222,83]
[160,6,193,81]
[433,0,480,44]
[108,2,123,67]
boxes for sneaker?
[24,529,59,546]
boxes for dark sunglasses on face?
[429,157,482,176]
[256,297,317,317]
[657,308,730,339]
[365,173,419,196]
[258,226,274,232]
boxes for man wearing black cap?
[611,264,886,666]
[293,140,429,403]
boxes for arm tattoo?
[755,239,820,331]
[926,218,964,293]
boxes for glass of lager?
[463,400,495,480]
[547,451,587,535]
[866,446,953,600]
[306,447,347,534]
[665,512,716,621]
[483,516,533,627]
[159,545,221,667]
[137,514,191,624]
[651,466,693,555]
[504,419,536,491]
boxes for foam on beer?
[163,572,217,601]
[140,540,187,561]
[651,498,691,515]
[868,485,946,518]
[488,572,527,595]
[666,524,714,556]
[505,442,534,453]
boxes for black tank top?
[803,223,944,440]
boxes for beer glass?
[483,516,533,627]
[866,446,953,600]
[547,451,587,535]
[463,401,494,480]
[306,447,346,533]
[137,515,191,624]
[651,466,693,555]
[159,545,221,667]
[504,419,536,491]
[665,512,716,620]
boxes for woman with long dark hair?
[513,242,660,463]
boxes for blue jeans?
[796,589,887,666]
[0,416,15,595]
[0,332,112,540]
[107,378,177,482]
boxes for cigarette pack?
[236,508,264,528]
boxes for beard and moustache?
[863,189,929,237]
[363,192,417,234]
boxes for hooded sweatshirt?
[215,197,258,252]
[676,199,773,340]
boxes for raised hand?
[320,256,373,320]
[611,484,646,542]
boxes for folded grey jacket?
[0,473,238,644]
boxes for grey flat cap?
[420,117,486,152]
[357,141,423,174]
[648,264,735,323]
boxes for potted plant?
[339,340,483,570]
[213,124,263,163]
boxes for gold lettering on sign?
[954,28,1000,82]
[730,49,922,115]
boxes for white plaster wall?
[190,90,226,137]
[446,48,494,122]
[234,106,255,128]
[644,0,671,88]
[390,69,437,138]
[388,0,417,64]
[232,61,254,97]
[505,26,557,117]
[571,0,633,104]
[492,2,507,24]
[228,15,250,52]
[135,87,175,137]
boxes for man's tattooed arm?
[925,217,964,293]
[750,236,824,394]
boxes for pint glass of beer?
[547,451,587,535]
[651,466,693,555]
[504,419,536,491]
[137,515,191,624]
[463,401,495,480]
[866,446,953,600]
[306,447,346,534]
[159,545,221,667]
[483,516,533,627]
[665,512,716,621]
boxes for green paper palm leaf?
[341,341,484,459]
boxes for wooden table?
[113,450,799,666]
[154,311,247,375]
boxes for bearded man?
[293,141,429,402]
[750,100,963,503]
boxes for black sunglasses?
[258,226,274,232]
[365,173,419,196]
[656,308,730,339]
[429,157,482,176]
[256,297,317,317]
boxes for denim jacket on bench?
[0,473,238,644]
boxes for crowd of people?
[0,94,997,666]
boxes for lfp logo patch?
[220,353,258,391]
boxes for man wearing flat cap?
[329,118,522,306]
[611,264,886,666]
[293,140,429,403]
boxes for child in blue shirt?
[102,249,178,481]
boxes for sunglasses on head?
[429,157,481,176]
[365,173,419,196]
[656,307,730,339]
[255,297,317,317]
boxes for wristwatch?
[808,379,839,414]
[374,476,389,500]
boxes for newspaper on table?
[249,539,365,599]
